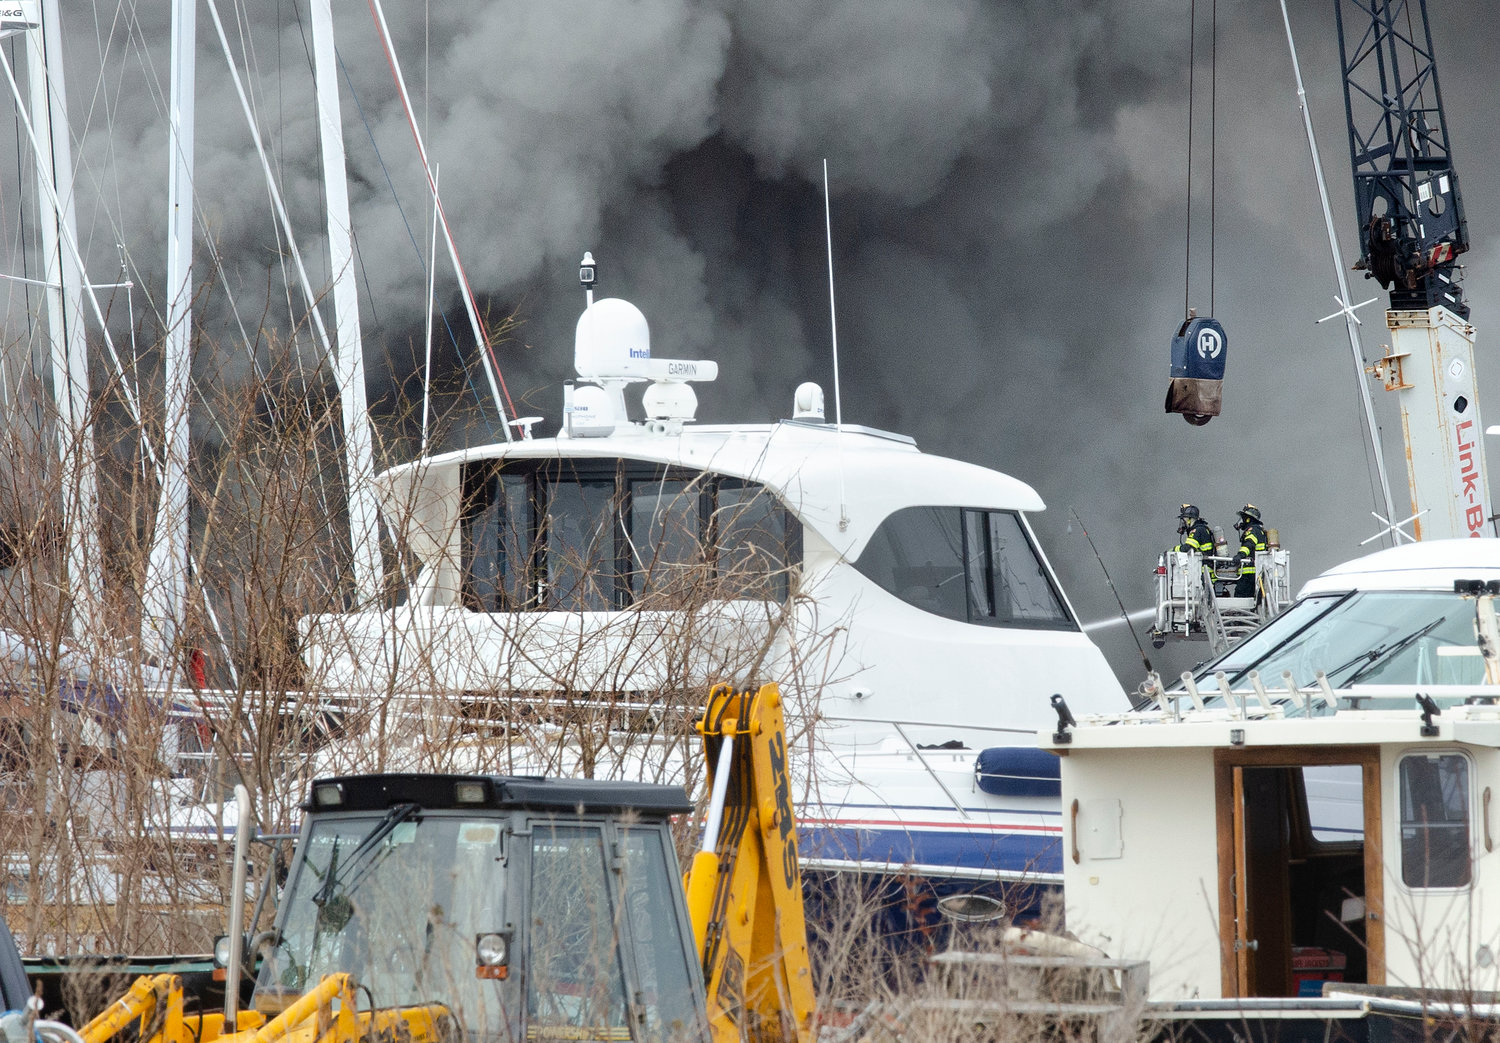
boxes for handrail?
[817,714,1038,737]
[891,723,970,820]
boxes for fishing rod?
[1070,506,1154,676]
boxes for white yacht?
[299,287,1130,899]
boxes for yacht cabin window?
[1398,752,1472,889]
[853,506,1075,630]
[460,460,800,612]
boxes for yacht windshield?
[1192,590,1489,698]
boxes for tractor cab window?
[619,828,703,1039]
[256,812,508,1036]
[854,506,1074,629]
[1399,752,1472,889]
[525,824,630,1036]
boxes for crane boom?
[1336,0,1467,316]
[1333,0,1490,540]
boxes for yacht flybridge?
[299,287,1129,897]
[1049,539,1500,1022]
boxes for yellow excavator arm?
[79,972,450,1043]
[684,682,816,1043]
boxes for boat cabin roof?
[1300,538,1500,595]
[1049,699,1500,754]
[379,420,1046,555]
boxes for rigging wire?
[92,0,268,472]
[335,48,499,442]
[1210,0,1217,314]
[1183,0,1194,319]
[1070,507,1153,677]
[1182,0,1219,317]
[220,0,338,541]
[366,0,517,429]
[0,36,149,444]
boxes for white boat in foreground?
[1050,539,1500,1013]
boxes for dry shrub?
[809,882,1155,1043]
[0,320,853,968]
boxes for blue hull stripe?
[801,824,1063,877]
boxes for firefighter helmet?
[1239,504,1261,523]
[1179,504,1200,521]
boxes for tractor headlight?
[475,932,510,980]
[455,781,487,805]
[312,783,344,807]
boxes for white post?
[223,783,253,1022]
[28,1,102,642]
[309,0,380,602]
[141,0,196,674]
[421,165,439,455]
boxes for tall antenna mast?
[822,160,844,430]
[822,159,848,530]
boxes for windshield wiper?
[1336,616,1448,687]
[312,803,420,931]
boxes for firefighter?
[1232,504,1268,598]
[1175,504,1215,557]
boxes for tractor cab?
[253,774,706,1043]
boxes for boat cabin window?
[1305,764,1365,844]
[853,506,1075,629]
[460,460,800,612]
[1399,752,1472,889]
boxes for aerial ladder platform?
[1151,548,1293,656]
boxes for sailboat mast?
[26,1,102,642]
[309,0,381,604]
[141,0,195,676]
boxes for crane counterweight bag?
[1165,316,1227,425]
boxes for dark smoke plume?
[1,0,1497,686]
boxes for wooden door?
[1231,766,1292,995]
[1217,747,1385,998]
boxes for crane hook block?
[1165,316,1227,426]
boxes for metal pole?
[310,0,381,603]
[22,5,103,642]
[1279,0,1398,543]
[142,0,196,673]
[223,784,254,1023]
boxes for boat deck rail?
[1084,671,1500,730]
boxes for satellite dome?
[575,298,650,378]
[793,382,825,421]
